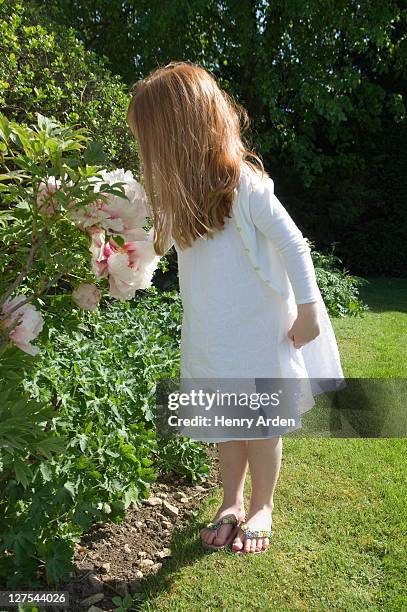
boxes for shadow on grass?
[290,380,407,439]
[358,276,407,314]
[131,504,227,608]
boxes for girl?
[127,61,344,555]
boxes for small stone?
[194,486,206,492]
[162,500,179,517]
[135,521,144,527]
[156,492,168,499]
[157,548,172,559]
[133,569,144,579]
[99,562,110,573]
[162,521,172,529]
[142,496,162,507]
[99,574,111,582]
[87,572,104,593]
[151,562,162,571]
[92,522,106,530]
[87,607,105,612]
[123,544,132,555]
[81,593,104,606]
[139,558,154,567]
[174,492,190,503]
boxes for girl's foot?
[231,506,273,554]
[200,503,246,548]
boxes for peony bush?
[0,113,187,588]
[0,113,161,356]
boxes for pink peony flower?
[72,283,101,311]
[71,169,149,240]
[90,230,160,301]
[37,177,61,216]
[37,175,73,216]
[1,296,44,356]
[89,230,110,278]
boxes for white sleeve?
[249,180,320,304]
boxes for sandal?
[233,522,273,555]
[201,513,242,551]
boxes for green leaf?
[13,457,32,488]
[77,434,88,452]
[39,463,52,482]
[0,113,11,140]
[112,596,122,606]
[62,482,76,500]
[34,435,67,459]
[0,170,27,181]
[84,141,106,165]
[112,234,125,246]
[44,539,75,584]
[36,113,59,134]
[84,420,93,434]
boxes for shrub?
[156,436,211,484]
[1,288,211,587]
[0,111,208,588]
[311,242,369,317]
[0,0,137,169]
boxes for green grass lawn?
[139,277,407,612]
[334,276,407,377]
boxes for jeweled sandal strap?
[240,522,273,539]
[206,514,238,531]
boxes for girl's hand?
[287,302,320,349]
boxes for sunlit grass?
[138,277,407,611]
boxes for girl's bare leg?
[200,440,248,546]
[232,436,282,553]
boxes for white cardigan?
[232,162,320,304]
[166,162,345,390]
[165,162,319,304]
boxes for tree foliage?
[31,0,407,276]
[0,0,138,170]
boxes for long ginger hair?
[127,61,268,255]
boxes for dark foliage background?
[21,0,407,277]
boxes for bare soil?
[53,445,221,611]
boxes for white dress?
[173,162,344,442]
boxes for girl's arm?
[289,302,320,348]
[249,179,320,305]
[250,179,320,347]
